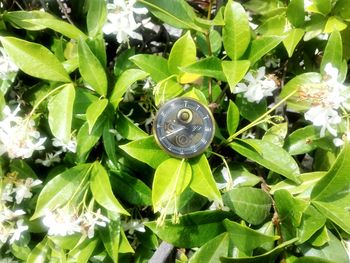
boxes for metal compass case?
[153,97,215,158]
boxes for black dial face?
[153,97,215,158]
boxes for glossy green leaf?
[0,37,70,82]
[180,57,226,81]
[324,16,347,33]
[68,237,99,263]
[297,205,326,244]
[230,139,301,183]
[224,219,279,255]
[4,11,86,39]
[262,122,288,147]
[311,143,350,234]
[115,113,148,140]
[188,232,230,263]
[152,158,192,212]
[286,0,305,27]
[222,60,250,91]
[27,237,50,263]
[119,136,170,169]
[87,0,107,37]
[100,218,121,262]
[168,31,196,75]
[223,187,272,225]
[138,0,204,32]
[130,54,170,82]
[145,211,234,248]
[247,36,285,66]
[10,159,37,179]
[189,154,222,203]
[154,77,184,106]
[320,31,343,79]
[78,39,107,96]
[257,15,286,36]
[314,0,332,15]
[31,164,91,220]
[48,84,75,143]
[86,99,108,134]
[235,94,267,122]
[227,100,240,136]
[220,238,298,262]
[284,125,320,155]
[196,29,222,57]
[111,170,152,206]
[90,162,129,216]
[222,0,250,59]
[103,118,118,165]
[283,28,305,57]
[110,69,149,108]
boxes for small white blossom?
[35,152,61,167]
[14,178,42,204]
[122,218,147,235]
[103,0,148,43]
[1,183,14,202]
[82,209,110,238]
[9,219,28,244]
[208,200,230,211]
[0,207,25,223]
[0,224,11,243]
[0,48,18,80]
[0,105,46,159]
[216,167,233,191]
[333,131,350,147]
[234,67,278,103]
[52,137,77,153]
[42,208,82,236]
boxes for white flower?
[122,218,147,235]
[208,200,230,211]
[14,178,42,204]
[216,167,233,191]
[42,208,82,236]
[1,182,14,202]
[0,207,25,222]
[0,48,18,80]
[0,257,18,263]
[82,209,110,238]
[234,67,278,103]
[9,219,28,244]
[0,105,46,159]
[35,152,61,167]
[0,224,11,244]
[103,0,148,43]
[333,131,350,147]
[52,137,77,153]
[304,106,341,137]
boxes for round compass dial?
[153,97,215,158]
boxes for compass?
[153,97,215,158]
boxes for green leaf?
[262,122,288,147]
[223,187,272,225]
[320,31,343,79]
[227,100,240,136]
[76,117,106,163]
[86,99,108,134]
[188,233,230,263]
[10,159,37,179]
[196,29,222,57]
[286,0,305,27]
[154,77,184,106]
[189,154,222,203]
[246,36,285,66]
[283,28,305,57]
[0,37,70,82]
[311,143,350,234]
[325,16,347,33]
[100,218,120,262]
[119,136,170,169]
[115,113,148,140]
[110,69,149,108]
[230,139,301,183]
[180,57,226,81]
[145,210,234,248]
[103,118,118,165]
[224,219,279,255]
[27,237,50,263]
[152,158,192,212]
[138,0,205,32]
[90,162,129,216]
[222,0,250,59]
[314,0,332,15]
[220,238,298,262]
[31,164,91,220]
[78,39,107,96]
[284,125,320,155]
[110,170,152,206]
[4,11,86,39]
[87,0,107,37]
[168,31,196,75]
[235,94,267,123]
[269,172,326,196]
[68,237,99,263]
[48,84,75,143]
[130,54,170,82]
[222,60,250,91]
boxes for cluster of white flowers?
[234,67,278,103]
[0,105,46,159]
[302,63,350,138]
[42,208,109,239]
[0,48,18,81]
[103,0,148,43]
